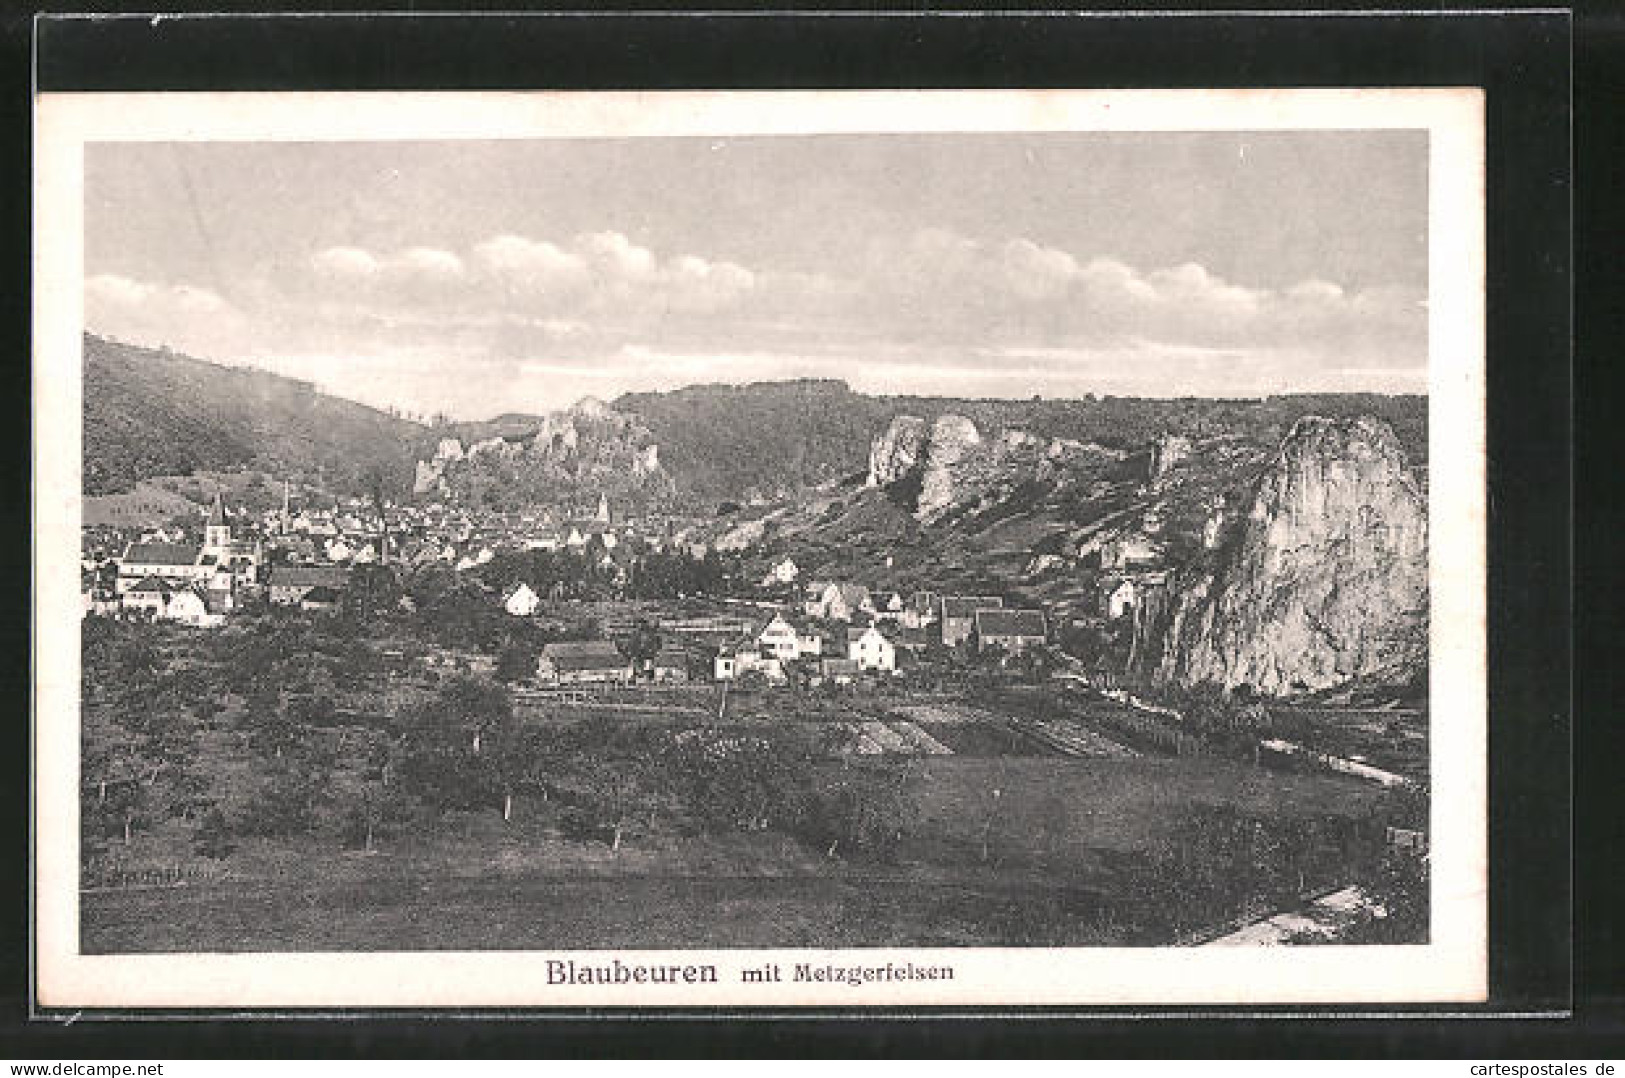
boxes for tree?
[797,759,920,862]
[494,644,536,684]
[244,759,329,837]
[242,689,302,760]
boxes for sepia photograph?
[32,89,1486,1007]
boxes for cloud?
[309,246,380,278]
[85,225,1425,418]
[846,228,1423,373]
[85,273,249,358]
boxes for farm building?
[974,608,1048,654]
[299,585,344,613]
[268,565,351,606]
[649,646,691,683]
[940,595,1003,648]
[538,640,633,686]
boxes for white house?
[846,625,896,673]
[756,613,824,662]
[1104,578,1137,619]
[162,586,225,628]
[503,581,540,617]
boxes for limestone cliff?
[1131,415,1428,696]
[865,412,1128,523]
[412,397,668,507]
[866,416,927,488]
[915,415,984,520]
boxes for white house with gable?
[503,582,540,617]
[756,613,823,662]
[846,625,896,673]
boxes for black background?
[2,4,1603,1059]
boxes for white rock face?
[1149,433,1193,485]
[914,415,983,521]
[633,444,661,476]
[866,416,928,488]
[1140,415,1428,696]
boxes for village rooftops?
[973,608,1047,639]
[128,576,171,593]
[121,542,201,566]
[942,595,1003,619]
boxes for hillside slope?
[82,335,428,496]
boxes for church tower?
[595,492,612,524]
[204,491,232,555]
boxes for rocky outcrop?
[865,413,1136,523]
[915,415,983,520]
[411,400,667,507]
[1148,433,1192,485]
[633,444,660,476]
[1131,415,1428,696]
[867,416,928,488]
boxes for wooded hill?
[82,334,1425,503]
[82,334,427,496]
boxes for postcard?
[33,88,1485,1007]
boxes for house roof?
[268,565,351,588]
[503,581,537,600]
[122,542,200,567]
[824,582,870,607]
[652,646,689,668]
[542,640,628,672]
[942,595,1003,618]
[974,608,1047,638]
[301,586,343,604]
[129,576,170,593]
[846,625,890,644]
[908,591,938,614]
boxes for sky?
[84,132,1428,420]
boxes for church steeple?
[204,491,232,554]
